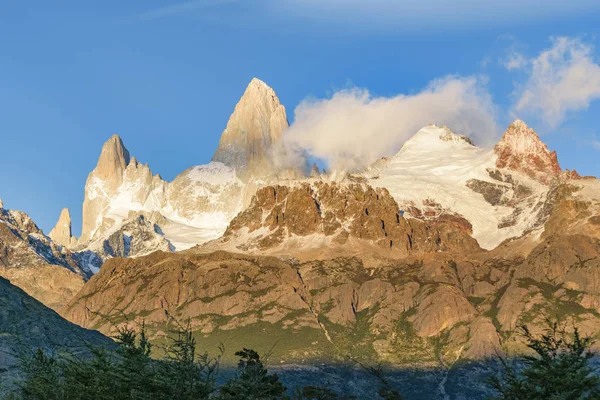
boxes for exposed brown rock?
[221,182,480,256]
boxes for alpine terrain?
[3,79,600,399]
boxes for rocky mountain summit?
[366,122,583,250]
[212,77,289,180]
[494,119,578,184]
[48,208,77,247]
[72,79,288,267]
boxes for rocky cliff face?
[0,205,91,310]
[211,180,480,257]
[494,120,566,184]
[48,208,77,247]
[81,134,132,243]
[212,78,289,180]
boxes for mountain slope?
[0,276,111,390]
[365,123,581,249]
[74,78,289,264]
[204,180,480,258]
[0,202,91,310]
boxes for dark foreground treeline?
[6,321,600,400]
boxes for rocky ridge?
[208,180,479,258]
[0,203,91,310]
[494,119,569,184]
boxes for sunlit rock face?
[212,78,289,180]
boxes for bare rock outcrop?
[494,120,562,184]
[81,134,132,242]
[220,181,480,256]
[212,78,289,180]
[0,207,91,310]
[49,208,78,247]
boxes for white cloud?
[280,76,499,172]
[502,51,528,71]
[513,37,600,128]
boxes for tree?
[158,320,220,400]
[16,349,62,400]
[217,348,287,400]
[489,322,600,400]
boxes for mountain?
[0,276,111,391]
[72,79,292,271]
[0,202,91,310]
[204,180,479,258]
[6,86,600,398]
[494,119,565,184]
[61,172,600,398]
[80,134,132,243]
[212,77,289,180]
[74,138,246,265]
[48,208,77,247]
[365,123,582,250]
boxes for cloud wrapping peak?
[281,76,499,172]
[514,37,600,127]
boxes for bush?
[489,323,600,399]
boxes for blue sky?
[1,1,600,236]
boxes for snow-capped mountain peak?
[494,119,561,184]
[397,125,476,157]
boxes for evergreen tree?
[217,348,287,400]
[158,320,220,400]
[16,349,62,400]
[489,323,600,400]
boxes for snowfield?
[365,125,549,249]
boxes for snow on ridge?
[184,162,241,186]
[396,125,476,157]
[366,124,550,250]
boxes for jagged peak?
[95,134,131,175]
[246,77,273,92]
[58,208,71,221]
[495,120,553,155]
[49,207,74,247]
[0,198,3,209]
[494,120,561,183]
[212,78,289,179]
